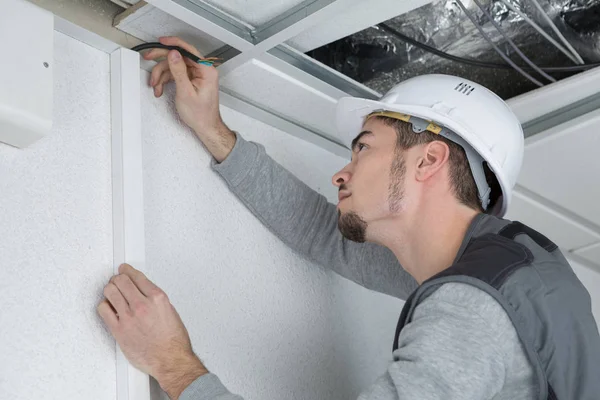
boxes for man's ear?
[415,141,450,182]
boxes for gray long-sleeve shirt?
[180,133,536,400]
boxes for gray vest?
[393,214,600,400]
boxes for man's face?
[334,118,409,242]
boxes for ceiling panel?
[505,190,599,251]
[574,242,600,265]
[199,0,307,27]
[115,3,225,55]
[287,0,431,52]
[220,58,344,143]
[517,109,600,227]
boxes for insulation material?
[140,74,350,399]
[0,32,115,399]
[538,0,600,61]
[307,0,600,99]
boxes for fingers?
[154,70,172,97]
[118,263,163,298]
[143,49,203,73]
[150,60,169,88]
[167,50,194,94]
[159,36,202,57]
[103,282,129,317]
[110,274,146,306]
[150,58,215,97]
[97,299,119,330]
[149,60,173,97]
[142,47,169,61]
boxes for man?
[98,37,600,400]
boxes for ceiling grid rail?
[143,0,375,98]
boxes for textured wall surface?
[141,74,349,399]
[0,33,115,399]
[330,278,404,398]
[139,72,407,398]
[139,70,600,400]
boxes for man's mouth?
[338,192,351,202]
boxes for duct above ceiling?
[306,0,600,99]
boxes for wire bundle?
[379,0,599,87]
[131,42,222,66]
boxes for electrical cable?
[377,23,600,72]
[529,0,585,64]
[499,0,581,65]
[471,0,556,82]
[455,0,545,86]
[130,42,221,66]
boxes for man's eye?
[357,143,367,151]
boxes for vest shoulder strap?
[393,221,560,400]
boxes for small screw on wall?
[43,62,49,68]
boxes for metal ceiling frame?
[144,0,378,98]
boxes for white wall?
[572,261,600,324]
[140,75,354,399]
[0,32,115,399]
[330,278,403,398]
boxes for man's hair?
[373,116,499,212]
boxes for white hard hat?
[335,74,524,217]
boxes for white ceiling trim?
[217,0,364,77]
[565,250,600,275]
[572,241,600,254]
[219,89,350,158]
[507,65,600,124]
[513,184,600,244]
[253,54,347,101]
[145,0,255,51]
[523,107,600,148]
[54,16,121,54]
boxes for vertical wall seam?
[110,47,150,400]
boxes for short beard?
[338,210,368,243]
[388,147,406,213]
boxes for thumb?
[167,50,194,93]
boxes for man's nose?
[332,167,351,188]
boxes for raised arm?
[212,133,417,299]
[144,37,417,299]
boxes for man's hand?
[98,263,208,399]
[143,36,235,163]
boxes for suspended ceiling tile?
[517,108,600,227]
[115,3,225,55]
[220,57,344,143]
[288,0,432,52]
[574,242,600,265]
[200,0,308,27]
[505,190,600,251]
